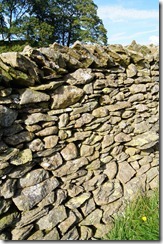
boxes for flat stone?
[59,113,69,128]
[128,93,144,102]
[66,68,95,85]
[52,157,89,177]
[58,211,77,234]
[71,101,98,115]
[0,198,12,215]
[146,167,159,183]
[117,162,136,184]
[27,230,44,240]
[126,63,137,77]
[102,134,114,148]
[83,174,106,191]
[36,205,67,230]
[40,152,63,171]
[10,149,32,165]
[2,123,23,136]
[12,177,59,210]
[66,193,91,209]
[114,132,131,143]
[12,225,33,240]
[43,227,60,240]
[74,113,94,128]
[0,179,17,199]
[80,226,93,240]
[79,209,102,226]
[80,145,94,157]
[61,143,78,160]
[93,181,123,205]
[43,135,59,149]
[4,131,34,146]
[18,169,49,188]
[80,198,96,217]
[0,210,20,232]
[129,84,146,94]
[125,131,159,149]
[61,227,79,240]
[28,139,44,152]
[20,89,50,104]
[0,148,19,163]
[0,105,18,127]
[107,101,131,111]
[25,113,55,125]
[92,107,109,118]
[35,126,58,136]
[103,161,118,180]
[51,85,84,109]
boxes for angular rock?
[0,105,18,127]
[0,210,20,232]
[61,143,78,160]
[36,205,67,230]
[66,193,91,209]
[107,101,131,111]
[43,135,59,149]
[129,84,146,94]
[114,132,131,143]
[80,226,93,240]
[10,149,32,165]
[93,181,123,205]
[80,145,94,157]
[92,107,109,118]
[126,63,137,77]
[79,209,102,226]
[102,134,114,148]
[0,148,19,163]
[0,198,12,215]
[43,227,60,240]
[128,93,144,102]
[40,152,63,171]
[80,198,96,217]
[12,177,59,210]
[125,131,159,149]
[35,126,58,137]
[18,168,49,188]
[66,68,95,85]
[52,157,89,177]
[4,131,34,146]
[27,230,44,240]
[71,101,98,115]
[83,174,106,191]
[59,113,69,128]
[117,162,136,184]
[58,211,77,234]
[25,113,55,125]
[28,139,44,152]
[0,179,17,199]
[103,161,118,180]
[12,224,33,240]
[51,85,84,109]
[20,89,50,104]
[74,113,94,128]
[61,227,79,240]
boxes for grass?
[103,189,159,240]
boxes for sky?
[93,0,159,45]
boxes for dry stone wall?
[0,41,159,240]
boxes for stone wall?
[0,41,159,240]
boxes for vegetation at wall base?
[103,189,159,241]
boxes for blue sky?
[94,0,159,45]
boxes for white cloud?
[97,5,159,21]
[149,35,159,45]
[109,29,158,42]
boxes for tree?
[0,0,108,46]
[0,0,29,41]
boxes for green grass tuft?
[104,189,159,240]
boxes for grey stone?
[4,131,34,146]
[66,68,95,85]
[80,145,94,157]
[129,84,146,94]
[61,143,78,160]
[80,198,96,217]
[12,177,59,210]
[43,227,60,240]
[107,101,131,111]
[128,93,144,102]
[0,105,18,127]
[12,224,33,240]
[66,192,91,209]
[0,179,17,199]
[117,161,136,184]
[51,85,84,109]
[92,107,109,118]
[28,139,44,152]
[36,205,67,230]
[10,149,32,165]
[102,134,114,148]
[25,113,55,125]
[80,226,93,240]
[58,211,77,234]
[59,113,69,128]
[40,152,63,171]
[0,210,20,232]
[20,88,50,104]
[18,168,49,188]
[93,181,123,205]
[52,157,89,177]
[126,63,137,77]
[104,161,118,180]
[61,227,79,240]
[114,132,131,142]
[43,135,59,149]
[79,209,102,226]
[35,126,58,136]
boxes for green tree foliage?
[0,0,107,46]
